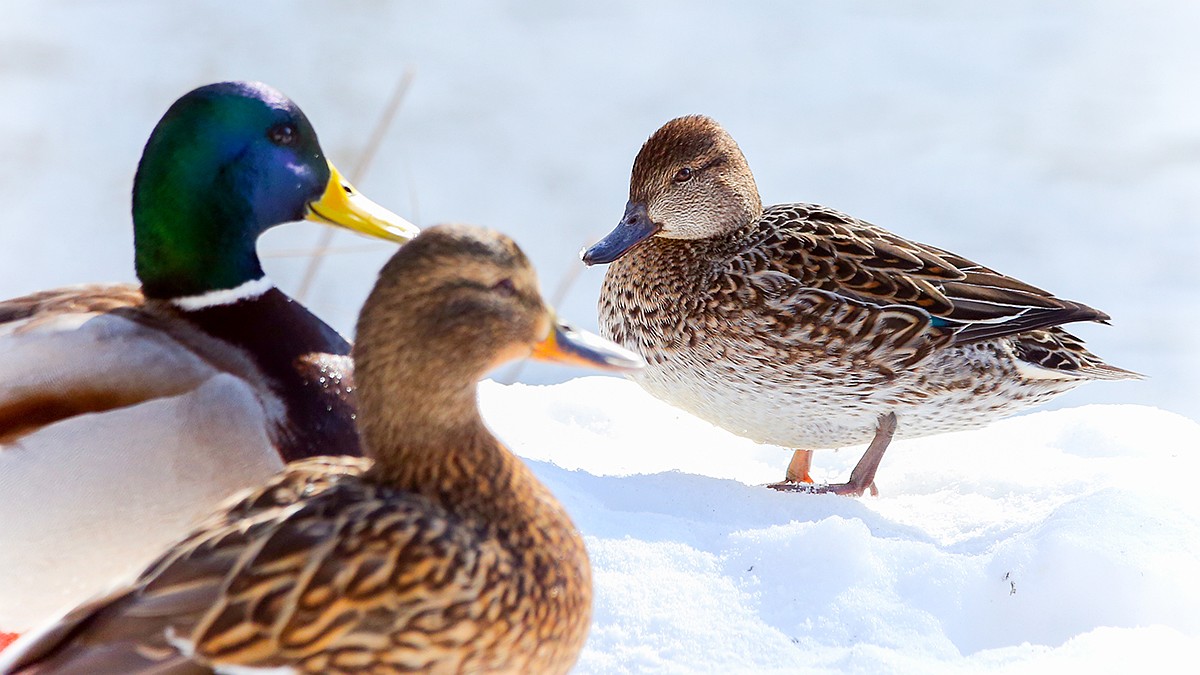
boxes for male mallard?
[583,115,1137,495]
[0,224,643,674]
[0,81,418,629]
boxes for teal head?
[132,81,417,300]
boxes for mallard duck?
[582,115,1138,495]
[0,223,643,674]
[0,81,419,630]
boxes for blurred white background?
[3,0,1197,420]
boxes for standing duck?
[0,223,642,674]
[0,81,418,630]
[583,115,1137,495]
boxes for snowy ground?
[3,1,1199,672]
[482,378,1200,673]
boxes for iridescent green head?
[132,81,417,300]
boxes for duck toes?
[583,115,1138,496]
[0,223,643,674]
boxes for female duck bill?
[532,316,645,371]
[581,201,659,265]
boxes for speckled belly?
[604,318,1084,450]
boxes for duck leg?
[768,413,896,497]
[785,449,814,483]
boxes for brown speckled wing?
[731,270,954,374]
[3,456,519,674]
[1012,328,1139,380]
[746,204,1109,344]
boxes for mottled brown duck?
[583,115,1137,495]
[0,223,642,674]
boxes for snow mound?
[479,377,1200,672]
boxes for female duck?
[0,224,642,674]
[583,115,1136,494]
[0,82,417,630]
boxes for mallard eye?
[268,123,297,146]
[673,167,694,183]
[491,278,517,296]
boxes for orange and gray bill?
[531,318,644,372]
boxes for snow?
[480,378,1200,672]
[4,1,1200,672]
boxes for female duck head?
[133,81,416,300]
[353,224,642,457]
[583,115,763,265]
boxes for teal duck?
[0,223,643,673]
[0,81,418,630]
[583,115,1137,495]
